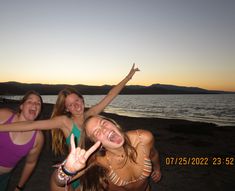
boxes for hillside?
[0,81,232,95]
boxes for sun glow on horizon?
[0,1,234,92]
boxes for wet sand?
[1,99,235,191]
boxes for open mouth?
[107,130,122,144]
[29,109,36,116]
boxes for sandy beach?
[1,99,235,191]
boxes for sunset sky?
[0,0,234,91]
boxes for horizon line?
[1,81,235,93]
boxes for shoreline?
[1,97,234,127]
[1,100,235,190]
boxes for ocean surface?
[2,94,235,126]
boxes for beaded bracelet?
[55,159,79,188]
[57,164,72,185]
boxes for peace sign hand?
[64,134,101,174]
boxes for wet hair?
[18,90,43,120]
[79,115,137,191]
[51,87,84,155]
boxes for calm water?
[3,94,235,126]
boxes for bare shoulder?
[127,129,154,145]
[139,129,154,145]
[52,115,71,128]
[0,107,14,113]
[52,115,68,122]
[0,108,14,122]
[59,115,73,128]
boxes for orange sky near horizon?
[0,1,234,92]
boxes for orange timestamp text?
[165,156,234,166]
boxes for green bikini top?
[65,122,81,147]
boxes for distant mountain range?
[0,81,234,95]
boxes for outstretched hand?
[127,63,140,79]
[64,134,101,174]
[151,168,162,182]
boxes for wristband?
[62,165,78,176]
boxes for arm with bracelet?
[53,134,101,187]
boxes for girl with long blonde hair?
[0,64,139,191]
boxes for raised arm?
[85,63,140,118]
[0,116,67,132]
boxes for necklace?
[106,151,128,169]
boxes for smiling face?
[19,94,42,121]
[85,116,125,149]
[65,93,85,116]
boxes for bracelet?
[16,185,24,190]
[57,164,72,185]
[62,165,78,176]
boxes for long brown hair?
[79,115,137,191]
[51,87,84,155]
